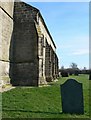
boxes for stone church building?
[0,1,59,86]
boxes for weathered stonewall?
[60,79,84,114]
[0,1,59,86]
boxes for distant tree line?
[59,63,90,77]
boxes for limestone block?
[0,8,13,61]
[0,1,14,18]
[0,61,10,85]
[0,61,2,77]
[39,76,47,85]
[1,61,9,76]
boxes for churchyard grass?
[2,74,90,118]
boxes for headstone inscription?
[60,79,84,114]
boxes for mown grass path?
[2,74,90,118]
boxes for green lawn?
[2,74,90,118]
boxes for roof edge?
[38,11,56,49]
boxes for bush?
[74,70,79,76]
[61,71,69,77]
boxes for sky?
[28,2,89,69]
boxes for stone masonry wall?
[55,54,59,78]
[37,15,58,83]
[45,40,52,82]
[45,40,59,82]
[36,12,59,83]
[10,2,39,86]
[0,1,14,85]
[35,22,47,85]
[0,1,59,86]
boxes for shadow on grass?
[2,108,62,115]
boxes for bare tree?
[61,66,64,70]
[83,67,87,70]
[70,62,78,69]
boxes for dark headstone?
[61,79,84,114]
[61,71,69,77]
[89,74,91,80]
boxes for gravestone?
[61,71,69,77]
[89,73,91,80]
[61,79,84,114]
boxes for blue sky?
[28,2,89,69]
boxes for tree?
[61,66,64,70]
[70,63,79,76]
[70,63,78,69]
[83,67,87,70]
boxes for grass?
[2,74,90,118]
